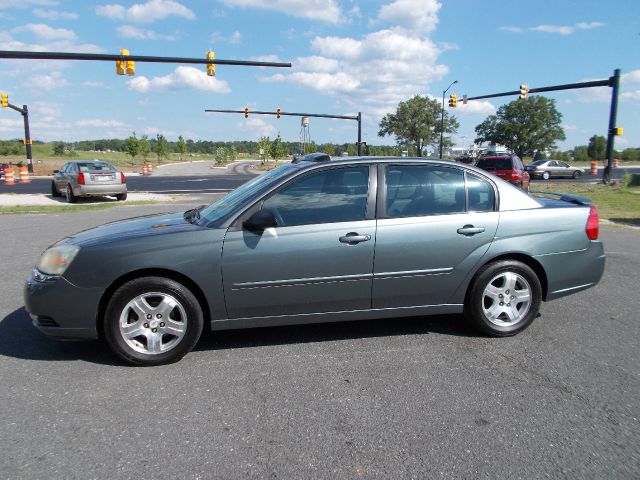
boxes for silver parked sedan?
[51,160,127,203]
[26,154,605,365]
[526,160,584,180]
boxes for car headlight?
[37,244,80,276]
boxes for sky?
[0,0,638,151]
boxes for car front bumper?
[74,183,127,197]
[24,269,102,340]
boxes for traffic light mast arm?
[205,108,358,120]
[6,102,25,114]
[465,78,610,101]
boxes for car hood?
[58,211,203,247]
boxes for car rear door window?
[385,165,465,218]
[466,173,495,212]
[262,166,369,226]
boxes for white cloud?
[576,70,640,104]
[501,21,605,36]
[235,117,276,139]
[376,0,440,33]
[75,119,126,128]
[82,81,110,88]
[24,71,68,90]
[210,30,242,44]
[14,23,77,41]
[499,26,522,33]
[562,124,578,131]
[117,25,175,40]
[127,66,231,93]
[32,8,78,20]
[219,0,344,24]
[96,0,195,23]
[455,100,495,116]
[0,0,57,8]
[0,31,102,54]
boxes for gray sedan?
[52,160,127,203]
[526,160,584,180]
[25,155,605,365]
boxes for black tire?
[116,192,128,201]
[51,181,60,197]
[65,184,77,203]
[572,170,582,179]
[542,171,550,180]
[464,260,542,337]
[103,276,204,366]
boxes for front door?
[222,164,376,319]
[373,164,499,308]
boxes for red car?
[475,154,530,191]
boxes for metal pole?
[603,69,620,184]
[357,112,362,156]
[22,104,33,174]
[439,91,445,159]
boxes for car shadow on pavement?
[0,307,120,366]
[0,307,481,365]
[195,314,481,353]
[47,194,119,204]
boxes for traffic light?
[206,51,215,77]
[462,95,468,105]
[448,93,457,108]
[21,139,33,145]
[612,127,623,136]
[276,107,281,119]
[1,93,7,107]
[125,49,135,76]
[244,106,249,118]
[520,83,529,100]
[116,49,127,75]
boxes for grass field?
[0,200,157,215]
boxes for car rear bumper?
[536,240,606,301]
[74,183,127,197]
[24,271,101,340]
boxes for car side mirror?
[243,209,278,232]
[53,170,59,174]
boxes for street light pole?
[440,79,457,159]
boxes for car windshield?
[476,158,512,170]
[198,163,298,226]
[77,162,116,172]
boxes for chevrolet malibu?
[25,154,605,366]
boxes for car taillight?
[586,206,599,240]
[511,172,520,180]
[120,172,126,184]
[77,172,85,185]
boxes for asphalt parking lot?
[0,203,638,479]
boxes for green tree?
[587,135,606,161]
[269,133,286,162]
[215,147,227,164]
[378,95,458,156]
[52,142,65,156]
[621,148,639,162]
[125,132,140,165]
[176,135,187,161]
[257,136,271,164]
[228,145,238,162]
[573,145,589,162]
[156,134,169,163]
[474,96,565,158]
[139,135,151,161]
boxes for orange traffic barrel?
[590,161,597,175]
[4,166,15,185]
[613,158,619,168]
[142,164,148,175]
[18,166,30,183]
[147,162,153,174]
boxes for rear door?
[222,164,376,319]
[373,164,499,308]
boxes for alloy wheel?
[481,271,532,327]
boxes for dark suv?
[475,154,530,191]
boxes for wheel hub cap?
[482,272,532,327]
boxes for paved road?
[0,205,638,479]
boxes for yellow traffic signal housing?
[116,49,128,75]
[206,51,215,77]
[612,127,623,136]
[244,106,249,118]
[1,93,7,107]
[449,93,457,108]
[276,107,281,119]
[520,83,529,99]
[21,139,33,145]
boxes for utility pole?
[440,80,457,159]
[603,69,621,184]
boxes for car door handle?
[339,232,372,244]
[457,225,485,236]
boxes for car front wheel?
[572,170,583,179]
[542,171,550,180]
[465,260,542,336]
[103,276,204,366]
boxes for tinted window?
[548,161,558,167]
[513,156,524,169]
[467,174,495,212]
[262,166,369,226]
[476,158,512,170]
[558,161,569,168]
[385,165,465,218]
[77,162,116,172]
[530,160,545,166]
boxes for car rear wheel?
[51,181,60,197]
[65,184,77,203]
[465,260,542,336]
[116,192,127,201]
[103,276,203,366]
[572,170,582,179]
[542,171,550,180]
